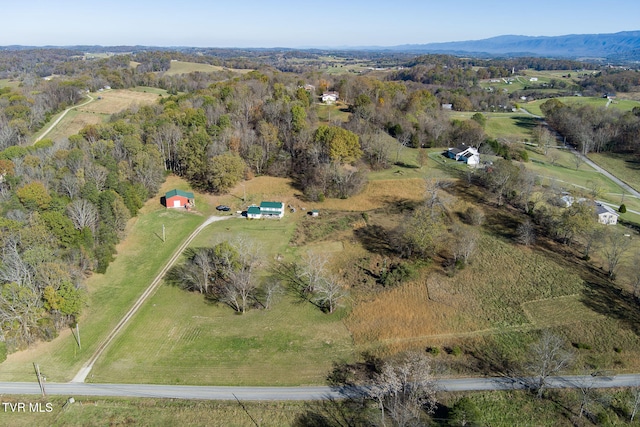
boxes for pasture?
[29,88,165,144]
[588,152,640,194]
[523,96,640,117]
[79,89,163,115]
[164,60,253,76]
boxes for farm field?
[523,96,640,117]
[448,111,539,141]
[164,60,253,76]
[79,89,163,115]
[29,88,165,143]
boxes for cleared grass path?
[34,93,96,143]
[71,215,233,383]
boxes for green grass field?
[588,152,640,194]
[0,396,306,427]
[523,96,640,117]
[0,78,22,89]
[90,210,355,386]
[315,103,351,123]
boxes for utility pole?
[33,363,46,397]
[76,323,81,350]
[162,224,166,243]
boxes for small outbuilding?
[164,189,194,209]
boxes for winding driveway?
[34,93,95,143]
[71,215,233,383]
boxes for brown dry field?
[218,176,427,213]
[79,90,161,115]
[45,111,104,142]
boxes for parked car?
[216,205,230,211]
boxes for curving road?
[3,374,639,401]
[519,107,640,198]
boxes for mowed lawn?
[588,152,640,194]
[90,286,354,386]
[91,211,355,386]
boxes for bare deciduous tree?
[451,224,478,265]
[516,220,536,246]
[367,352,438,426]
[313,275,347,314]
[66,199,99,232]
[299,251,328,295]
[602,231,631,279]
[526,331,574,398]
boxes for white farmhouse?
[446,144,480,166]
[595,203,619,225]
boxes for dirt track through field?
[71,215,233,383]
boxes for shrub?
[572,342,592,350]
[426,346,440,356]
[619,204,627,213]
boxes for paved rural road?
[520,107,640,198]
[3,375,640,401]
[71,214,234,383]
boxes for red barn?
[165,189,194,209]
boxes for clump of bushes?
[572,342,592,350]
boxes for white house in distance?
[246,201,285,219]
[446,144,480,166]
[321,91,339,104]
[595,202,619,225]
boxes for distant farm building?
[441,103,453,110]
[529,77,538,82]
[246,201,285,219]
[446,144,480,166]
[164,189,194,209]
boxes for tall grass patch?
[345,232,586,354]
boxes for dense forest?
[1,48,639,355]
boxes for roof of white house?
[595,203,619,217]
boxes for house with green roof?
[246,201,285,219]
[164,189,194,209]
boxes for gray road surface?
[3,375,639,401]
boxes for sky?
[2,0,640,48]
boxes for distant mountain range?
[2,31,640,61]
[386,31,640,60]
